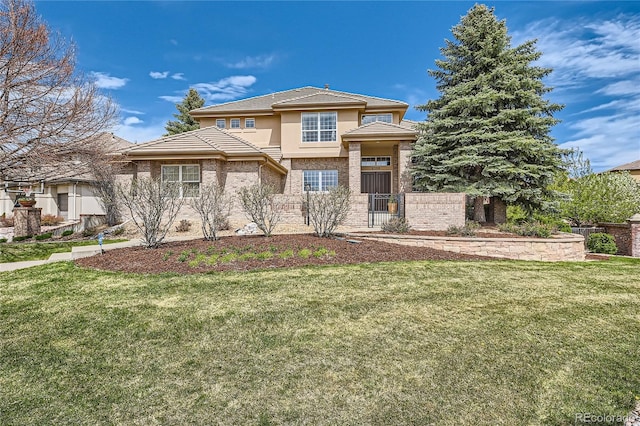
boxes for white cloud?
[190,75,257,102]
[159,95,184,103]
[171,73,186,81]
[150,71,170,79]
[225,54,276,69]
[513,13,640,171]
[114,121,165,144]
[90,72,128,89]
[121,108,145,115]
[123,116,143,126]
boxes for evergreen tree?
[164,88,205,135]
[411,4,565,222]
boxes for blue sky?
[35,1,639,171]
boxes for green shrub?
[61,230,74,237]
[587,233,618,254]
[556,222,572,233]
[298,248,312,259]
[382,217,411,234]
[0,238,7,243]
[35,233,52,241]
[498,222,553,238]
[12,235,32,242]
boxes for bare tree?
[305,186,351,237]
[189,183,233,241]
[117,177,185,248]
[238,183,282,237]
[0,0,117,181]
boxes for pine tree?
[411,4,565,222]
[164,88,205,136]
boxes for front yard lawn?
[0,259,638,424]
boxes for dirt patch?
[75,233,496,274]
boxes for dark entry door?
[361,172,391,194]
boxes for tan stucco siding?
[280,110,354,158]
[200,116,281,149]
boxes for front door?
[361,171,391,194]
[57,193,68,219]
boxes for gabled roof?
[190,86,408,115]
[272,92,366,109]
[342,121,418,140]
[122,126,287,174]
[608,159,640,172]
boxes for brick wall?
[286,158,349,195]
[404,193,466,230]
[599,223,631,255]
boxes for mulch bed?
[75,233,496,274]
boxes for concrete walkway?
[0,239,142,272]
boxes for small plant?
[35,232,52,241]
[256,251,274,261]
[220,252,238,263]
[313,247,333,258]
[498,222,552,238]
[12,235,32,242]
[0,238,7,243]
[206,254,219,265]
[41,214,64,226]
[111,227,125,236]
[382,217,411,234]
[298,248,312,259]
[1,213,14,227]
[279,249,295,259]
[177,251,190,262]
[188,254,208,268]
[239,252,257,261]
[587,233,618,254]
[162,250,173,261]
[62,230,74,237]
[175,219,192,232]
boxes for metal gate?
[368,193,404,227]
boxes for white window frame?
[301,112,337,143]
[161,164,200,198]
[361,156,391,167]
[216,119,226,129]
[302,170,338,192]
[361,113,393,125]
[245,118,255,129]
[230,118,241,129]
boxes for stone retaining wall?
[349,232,585,261]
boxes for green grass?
[1,258,639,424]
[0,239,127,263]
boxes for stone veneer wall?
[286,158,349,195]
[13,207,42,237]
[405,193,466,230]
[351,232,586,261]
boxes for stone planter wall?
[349,232,586,261]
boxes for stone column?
[13,207,42,237]
[628,213,640,258]
[348,142,361,194]
[398,141,413,193]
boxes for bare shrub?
[175,219,191,233]
[41,214,64,226]
[189,183,233,241]
[238,183,282,237]
[382,217,411,234]
[117,177,184,248]
[305,186,351,237]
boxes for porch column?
[348,142,361,193]
[398,141,413,193]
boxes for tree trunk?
[474,196,486,223]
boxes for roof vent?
[324,84,330,90]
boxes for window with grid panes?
[216,119,225,129]
[230,118,240,129]
[301,112,336,142]
[161,165,200,197]
[302,170,338,192]
[361,113,393,125]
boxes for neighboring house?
[608,159,640,182]
[1,133,132,221]
[118,86,465,229]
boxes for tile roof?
[124,126,266,156]
[608,159,640,172]
[191,86,408,114]
[272,92,366,108]
[342,121,418,138]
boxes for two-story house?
[119,86,465,229]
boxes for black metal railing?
[368,193,404,227]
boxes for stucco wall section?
[351,233,586,261]
[405,193,466,230]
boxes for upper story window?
[361,113,393,125]
[161,164,200,198]
[230,118,241,129]
[302,112,337,142]
[216,119,226,129]
[245,118,255,129]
